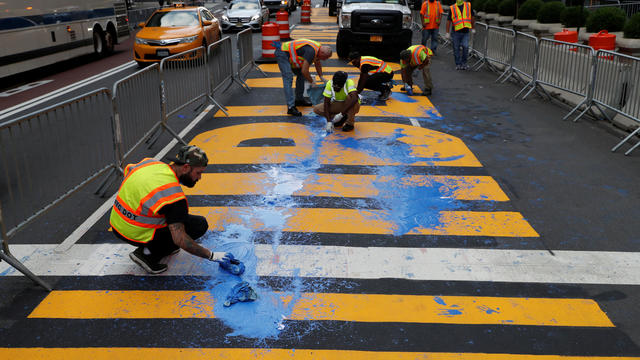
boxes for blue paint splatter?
[438,308,463,317]
[477,305,500,314]
[433,296,447,306]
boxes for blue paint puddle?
[190,118,479,340]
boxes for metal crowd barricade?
[411,10,422,31]
[0,88,116,291]
[524,38,595,121]
[109,64,163,175]
[208,36,237,114]
[236,28,267,91]
[438,12,450,48]
[470,22,488,68]
[482,25,516,82]
[584,51,640,155]
[512,32,544,99]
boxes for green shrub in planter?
[537,1,565,24]
[498,0,516,16]
[484,0,500,13]
[586,7,626,33]
[517,0,543,20]
[624,12,640,39]
[561,6,589,28]
[473,0,488,12]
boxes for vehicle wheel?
[93,31,103,55]
[102,30,115,54]
[336,34,349,59]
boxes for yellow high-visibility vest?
[450,2,473,31]
[109,158,186,243]
[281,39,321,68]
[360,56,392,75]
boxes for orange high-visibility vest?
[360,56,392,75]
[405,45,433,67]
[109,158,186,243]
[281,39,321,68]
[422,1,443,27]
[450,2,472,31]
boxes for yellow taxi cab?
[134,4,221,66]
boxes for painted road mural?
[1,7,639,360]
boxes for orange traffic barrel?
[554,28,578,43]
[261,22,279,59]
[589,30,616,51]
[301,2,311,23]
[276,10,291,40]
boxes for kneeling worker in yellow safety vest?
[313,71,361,132]
[347,51,394,101]
[399,44,434,96]
[110,145,236,274]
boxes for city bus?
[0,0,130,79]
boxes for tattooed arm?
[168,222,211,259]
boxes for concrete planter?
[497,15,514,27]
[617,37,640,57]
[483,13,500,25]
[529,22,561,37]
[512,19,536,33]
[477,11,487,20]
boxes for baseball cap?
[167,145,208,167]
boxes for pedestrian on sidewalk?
[313,71,361,132]
[399,44,434,96]
[420,0,443,55]
[445,0,475,70]
[274,39,333,116]
[347,51,394,101]
[109,145,236,274]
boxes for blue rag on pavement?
[224,281,258,307]
[218,255,245,276]
[307,86,325,105]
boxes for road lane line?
[0,61,136,121]
[185,173,510,201]
[29,290,613,327]
[2,244,640,284]
[1,348,637,360]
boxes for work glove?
[404,83,414,96]
[445,32,450,40]
[325,122,334,133]
[209,252,233,262]
[331,112,344,124]
[471,29,476,34]
[210,252,245,275]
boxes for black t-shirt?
[296,45,317,65]
[360,63,378,74]
[447,3,476,33]
[158,199,188,225]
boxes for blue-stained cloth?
[224,281,258,307]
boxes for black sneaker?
[378,86,391,101]
[129,247,167,274]
[295,98,313,107]
[342,123,354,132]
[287,106,302,116]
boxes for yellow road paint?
[259,64,402,73]
[246,74,404,87]
[3,348,636,360]
[191,122,478,167]
[184,173,510,202]
[213,101,438,117]
[192,207,539,237]
[29,291,610,327]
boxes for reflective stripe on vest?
[282,39,320,68]
[450,2,472,31]
[423,1,442,26]
[409,45,432,66]
[109,159,186,243]
[360,56,391,75]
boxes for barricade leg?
[0,251,52,291]
[563,97,590,121]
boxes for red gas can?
[554,28,578,43]
[589,30,616,51]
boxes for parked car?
[221,0,270,32]
[263,0,296,14]
[134,4,221,66]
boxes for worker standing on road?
[347,52,394,101]
[420,0,443,55]
[313,71,361,132]
[400,45,434,96]
[109,145,237,274]
[445,0,476,70]
[274,39,333,116]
